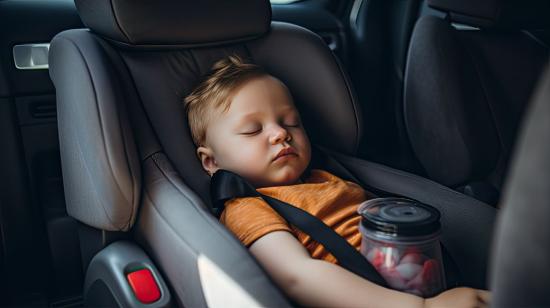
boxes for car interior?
[0,0,548,307]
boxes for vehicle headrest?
[427,0,550,29]
[74,0,272,46]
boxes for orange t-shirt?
[219,169,370,264]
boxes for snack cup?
[358,198,446,297]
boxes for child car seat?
[49,0,496,306]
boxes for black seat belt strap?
[211,169,388,287]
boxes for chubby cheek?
[295,132,311,161]
[241,148,269,170]
[218,142,268,173]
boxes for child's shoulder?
[221,196,270,222]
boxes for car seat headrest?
[427,0,550,29]
[74,0,272,46]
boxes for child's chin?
[272,171,301,186]
[253,167,304,187]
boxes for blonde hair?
[184,55,267,146]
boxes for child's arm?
[250,231,490,308]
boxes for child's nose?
[269,126,290,144]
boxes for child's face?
[197,75,311,187]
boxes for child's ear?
[197,146,219,176]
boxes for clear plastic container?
[358,198,446,297]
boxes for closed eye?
[239,128,262,135]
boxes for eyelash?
[240,122,300,135]
[241,129,261,136]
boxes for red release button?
[127,268,161,304]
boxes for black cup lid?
[358,198,441,236]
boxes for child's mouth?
[273,147,298,161]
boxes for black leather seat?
[49,0,496,305]
[404,0,550,206]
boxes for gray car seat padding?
[74,0,271,46]
[490,65,550,306]
[49,32,142,231]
